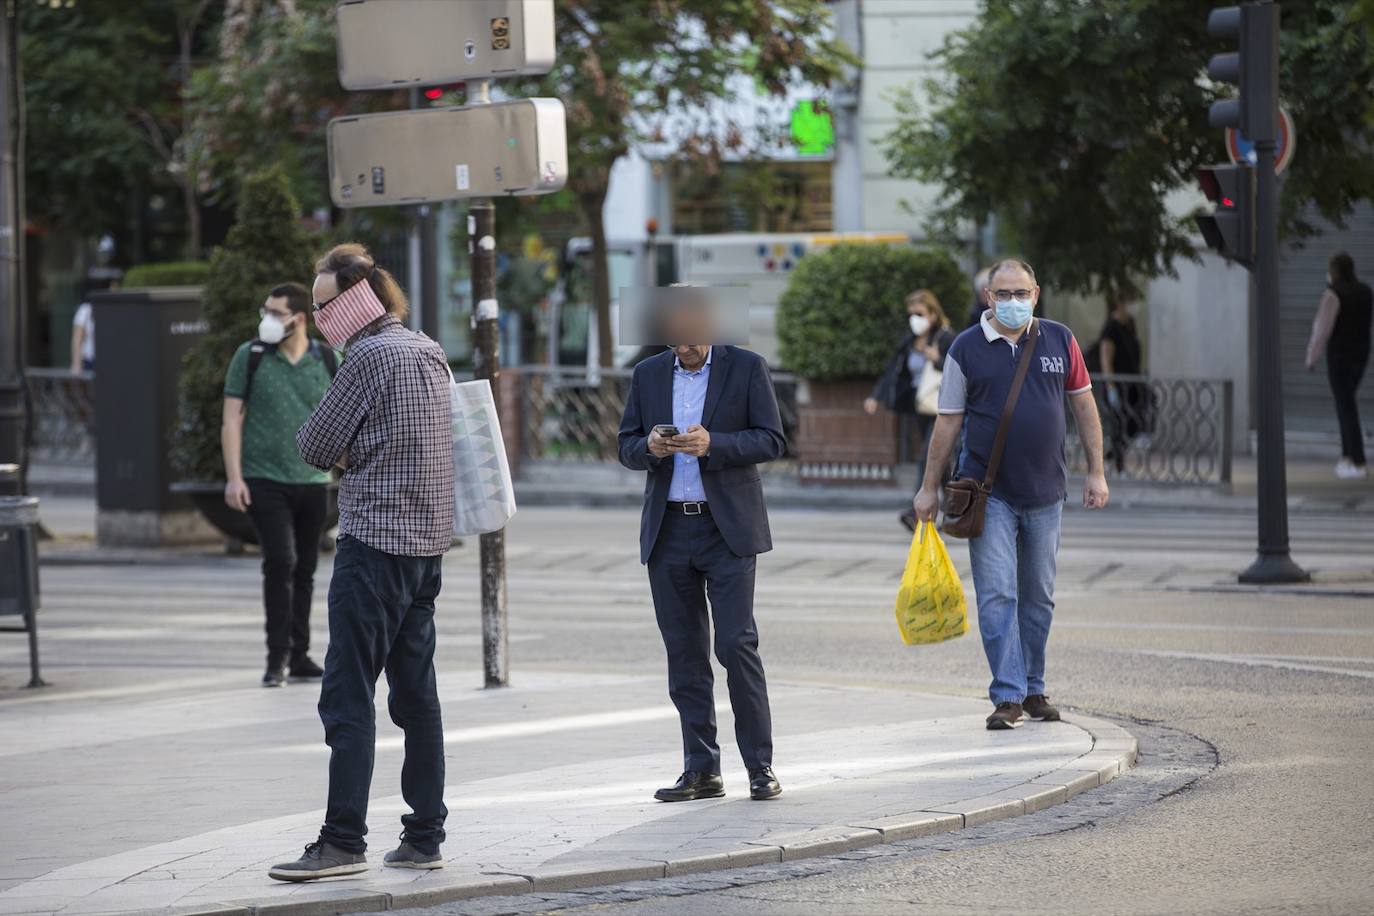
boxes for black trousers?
[647,510,773,774]
[245,479,328,664]
[1328,358,1368,467]
[318,535,446,855]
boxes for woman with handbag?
[864,289,958,531]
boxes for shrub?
[122,261,211,287]
[170,167,316,482]
[776,245,967,381]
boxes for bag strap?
[982,318,1040,489]
[240,340,273,412]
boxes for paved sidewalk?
[0,670,1134,916]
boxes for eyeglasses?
[988,289,1034,301]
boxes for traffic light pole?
[0,6,26,499]
[469,82,509,687]
[1240,138,1307,584]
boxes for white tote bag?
[450,379,517,536]
[916,362,942,416]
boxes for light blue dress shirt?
[667,347,712,502]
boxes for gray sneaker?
[384,839,443,870]
[268,841,367,882]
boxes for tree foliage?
[171,167,315,482]
[20,1,217,250]
[777,245,966,382]
[883,0,1374,300]
[515,0,856,365]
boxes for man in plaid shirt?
[270,244,455,882]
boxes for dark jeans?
[317,535,447,855]
[245,479,328,664]
[1328,358,1368,466]
[647,511,772,774]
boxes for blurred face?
[907,300,932,321]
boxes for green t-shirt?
[223,341,337,485]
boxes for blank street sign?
[336,0,556,90]
[327,99,568,207]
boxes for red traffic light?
[423,87,444,101]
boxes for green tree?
[883,0,1374,301]
[518,0,855,366]
[777,245,966,381]
[21,0,219,257]
[171,167,315,483]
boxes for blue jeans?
[966,497,1062,706]
[317,535,447,855]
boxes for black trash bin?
[0,491,45,688]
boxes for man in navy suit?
[618,323,786,803]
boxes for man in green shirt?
[222,282,338,687]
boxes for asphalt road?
[401,504,1374,916]
[10,500,1374,915]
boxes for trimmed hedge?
[776,245,967,381]
[122,261,211,287]
[170,168,315,483]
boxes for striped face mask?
[314,277,386,348]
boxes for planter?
[171,481,339,554]
[796,379,900,486]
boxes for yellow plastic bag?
[894,521,968,646]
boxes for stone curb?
[172,712,1137,916]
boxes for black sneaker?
[899,510,917,533]
[262,665,286,688]
[986,702,1024,730]
[1023,694,1061,721]
[289,656,325,679]
[268,841,367,882]
[384,835,443,870]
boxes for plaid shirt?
[297,317,455,556]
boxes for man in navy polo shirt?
[914,259,1109,730]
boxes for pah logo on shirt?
[1040,356,1065,374]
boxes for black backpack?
[241,338,338,407]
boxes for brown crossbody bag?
[941,319,1040,539]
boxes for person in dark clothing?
[962,267,992,331]
[1306,251,1372,479]
[1096,295,1146,473]
[865,289,958,531]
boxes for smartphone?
[652,424,680,438]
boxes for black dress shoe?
[654,770,725,803]
[749,767,782,800]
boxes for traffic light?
[1195,164,1254,265]
[423,84,464,105]
[1206,4,1278,143]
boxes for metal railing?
[511,364,800,471]
[1066,374,1233,486]
[24,368,96,464]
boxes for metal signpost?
[1197,2,1308,584]
[331,0,566,685]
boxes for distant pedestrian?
[618,294,787,805]
[222,282,337,688]
[1305,251,1371,479]
[914,259,1109,730]
[865,289,957,531]
[69,280,117,373]
[962,267,992,332]
[1095,293,1146,473]
[270,244,455,882]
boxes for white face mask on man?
[258,313,294,344]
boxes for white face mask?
[909,314,931,336]
[258,313,292,344]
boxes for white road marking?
[1127,649,1374,680]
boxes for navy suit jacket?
[618,346,786,565]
